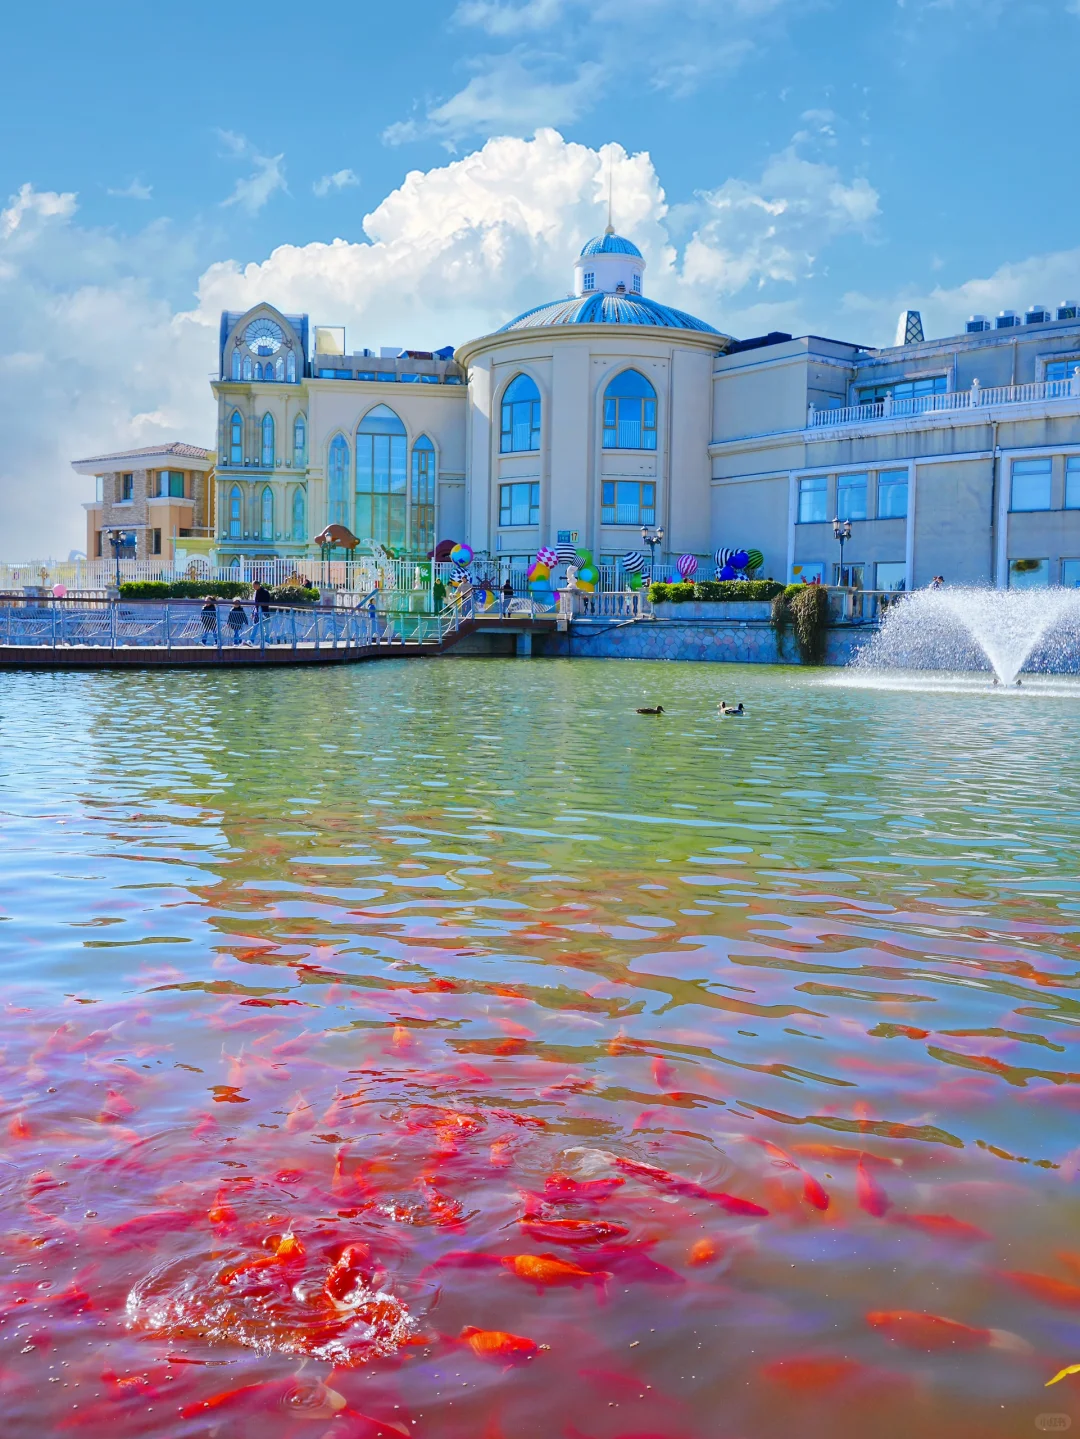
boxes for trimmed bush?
[648,578,784,604]
[268,586,319,606]
[119,580,251,600]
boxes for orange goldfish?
[761,1355,863,1391]
[688,1237,722,1266]
[1001,1271,1080,1308]
[892,1213,989,1242]
[855,1159,890,1217]
[867,1310,996,1350]
[520,1217,630,1245]
[500,1252,608,1289]
[460,1325,542,1361]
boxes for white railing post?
[970,379,981,407]
[883,392,894,418]
[807,403,816,427]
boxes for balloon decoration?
[621,551,645,574]
[536,546,558,568]
[745,548,764,573]
[627,571,643,591]
[676,554,698,580]
[474,586,495,609]
[576,560,599,593]
[729,550,750,571]
[450,542,473,566]
[719,564,737,581]
[575,548,593,565]
[556,544,579,565]
[527,560,552,588]
[451,564,471,584]
[714,546,760,579]
[52,584,67,598]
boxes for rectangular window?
[94,530,102,557]
[583,271,595,290]
[857,375,947,404]
[876,561,907,592]
[499,481,540,527]
[836,472,867,521]
[1009,558,1050,588]
[120,473,134,502]
[1066,457,1080,509]
[158,470,185,498]
[1062,559,1080,588]
[1011,458,1052,511]
[1045,359,1080,383]
[603,397,657,450]
[152,528,162,555]
[791,561,824,583]
[601,481,656,526]
[833,561,864,589]
[797,475,827,524]
[877,469,908,519]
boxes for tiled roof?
[580,232,643,259]
[72,442,214,466]
[498,292,720,334]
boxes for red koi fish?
[108,1210,196,1244]
[761,1355,864,1391]
[855,1159,891,1218]
[652,1058,678,1090]
[1001,1271,1080,1308]
[749,1138,830,1211]
[614,1157,769,1216]
[520,1217,631,1246]
[501,1252,610,1290]
[891,1213,989,1242]
[325,1243,374,1307]
[460,1325,543,1362]
[866,1310,1020,1351]
[688,1237,722,1266]
[181,1377,347,1420]
[543,1173,626,1203]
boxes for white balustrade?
[808,373,1080,429]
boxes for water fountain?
[853,585,1080,685]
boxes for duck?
[636,705,665,715]
[718,701,745,716]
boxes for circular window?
[245,318,284,356]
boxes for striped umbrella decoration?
[621,551,645,573]
[556,544,580,564]
[536,546,558,567]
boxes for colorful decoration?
[556,544,579,565]
[536,546,558,567]
[719,564,737,581]
[729,550,750,571]
[51,584,67,599]
[450,543,473,566]
[746,548,764,573]
[474,586,495,609]
[621,551,645,574]
[527,560,551,586]
[576,563,599,593]
[676,554,698,580]
[451,564,471,584]
[627,571,643,590]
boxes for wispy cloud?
[453,0,564,33]
[106,179,153,200]
[313,168,360,198]
[217,131,287,213]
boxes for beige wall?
[913,458,993,586]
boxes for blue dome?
[579,231,643,259]
[497,292,720,335]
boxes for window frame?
[411,436,436,555]
[293,414,307,467]
[260,486,274,541]
[602,369,658,451]
[498,481,540,528]
[228,485,242,539]
[876,469,908,520]
[119,473,134,503]
[292,486,305,541]
[856,374,948,405]
[836,471,868,522]
[1065,457,1080,510]
[1010,457,1052,512]
[355,405,407,548]
[601,480,656,527]
[500,374,542,454]
[229,411,243,466]
[796,474,827,525]
[261,413,275,469]
[327,435,350,528]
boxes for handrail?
[808,373,1080,429]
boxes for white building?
[202,233,1080,590]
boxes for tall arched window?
[603,369,657,450]
[327,435,350,527]
[254,362,263,381]
[275,356,284,381]
[231,348,241,380]
[260,486,274,540]
[229,411,243,465]
[411,436,436,555]
[286,350,297,383]
[292,487,306,541]
[356,405,406,547]
[500,373,541,453]
[242,354,253,380]
[261,413,275,468]
[293,415,307,466]
[228,486,242,538]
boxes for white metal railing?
[808,373,1080,429]
[558,590,652,619]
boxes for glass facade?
[877,469,908,519]
[500,374,541,453]
[293,415,307,466]
[411,436,436,555]
[857,375,947,404]
[836,472,867,521]
[292,488,305,541]
[228,486,241,538]
[603,370,657,450]
[797,475,827,524]
[260,487,274,540]
[601,480,655,526]
[261,414,275,468]
[355,406,407,547]
[1011,458,1052,511]
[327,435,350,527]
[1009,558,1050,588]
[230,412,243,465]
[499,482,540,527]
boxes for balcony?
[808,373,1080,429]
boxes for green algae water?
[2,658,1080,1439]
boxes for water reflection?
[1,660,1079,1438]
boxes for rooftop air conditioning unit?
[1025,305,1051,324]
[966,315,991,333]
[996,310,1020,328]
[1057,301,1079,321]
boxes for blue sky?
[4,0,1080,554]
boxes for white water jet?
[853,586,1080,685]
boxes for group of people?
[199,584,272,645]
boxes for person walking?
[367,597,380,644]
[251,583,271,644]
[500,577,513,617]
[227,597,248,645]
[199,598,218,645]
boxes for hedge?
[648,578,785,604]
[118,580,320,605]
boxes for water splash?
[854,586,1080,684]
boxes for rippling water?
[2,659,1080,1439]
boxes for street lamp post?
[641,524,665,579]
[832,517,852,587]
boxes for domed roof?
[579,230,643,259]
[497,291,720,335]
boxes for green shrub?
[649,578,784,604]
[788,583,830,664]
[119,580,251,600]
[268,586,319,606]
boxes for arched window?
[261,413,275,468]
[286,350,297,383]
[356,405,406,547]
[411,436,436,555]
[328,435,350,527]
[260,486,274,540]
[254,362,263,381]
[293,414,307,466]
[242,354,252,380]
[231,348,241,380]
[292,487,306,541]
[229,411,243,465]
[603,369,657,450]
[228,485,242,538]
[275,356,284,381]
[500,373,541,453]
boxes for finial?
[606,151,614,234]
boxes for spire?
[606,152,614,235]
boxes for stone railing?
[808,372,1080,429]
